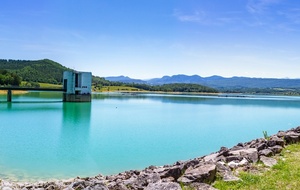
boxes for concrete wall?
[63,71,75,94]
[63,94,91,102]
[76,72,92,94]
[63,71,92,102]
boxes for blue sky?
[1,0,300,79]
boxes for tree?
[0,69,21,86]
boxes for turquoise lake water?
[0,92,300,181]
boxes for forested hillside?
[0,59,71,84]
[0,70,21,86]
[0,59,127,88]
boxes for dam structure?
[0,71,92,102]
[63,71,92,102]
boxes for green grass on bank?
[38,83,62,89]
[20,81,63,89]
[214,143,300,190]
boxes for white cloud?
[173,9,206,23]
[246,0,281,14]
[173,9,244,27]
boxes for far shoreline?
[97,90,221,96]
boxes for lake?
[0,92,300,181]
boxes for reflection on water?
[0,91,63,102]
[0,100,93,181]
[6,102,12,109]
[62,102,91,126]
[58,103,92,169]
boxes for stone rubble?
[1,126,300,190]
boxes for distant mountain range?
[105,75,300,90]
[105,76,146,84]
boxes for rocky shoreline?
[1,126,300,190]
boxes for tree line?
[0,70,21,86]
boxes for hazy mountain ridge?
[105,74,300,89]
[105,75,146,84]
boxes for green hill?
[0,59,71,84]
[0,59,122,88]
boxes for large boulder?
[229,148,258,163]
[227,158,248,170]
[92,184,110,190]
[259,148,274,157]
[204,153,219,162]
[276,131,286,138]
[177,162,216,185]
[270,145,283,154]
[183,159,201,170]
[160,165,184,180]
[216,162,240,181]
[260,156,277,167]
[284,131,300,144]
[248,138,267,149]
[292,126,300,133]
[189,182,217,190]
[225,155,243,163]
[256,142,267,151]
[145,182,182,190]
[217,147,230,157]
[123,172,161,189]
[267,136,284,147]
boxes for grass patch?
[38,83,62,89]
[213,143,300,189]
[262,130,269,140]
[182,186,195,190]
